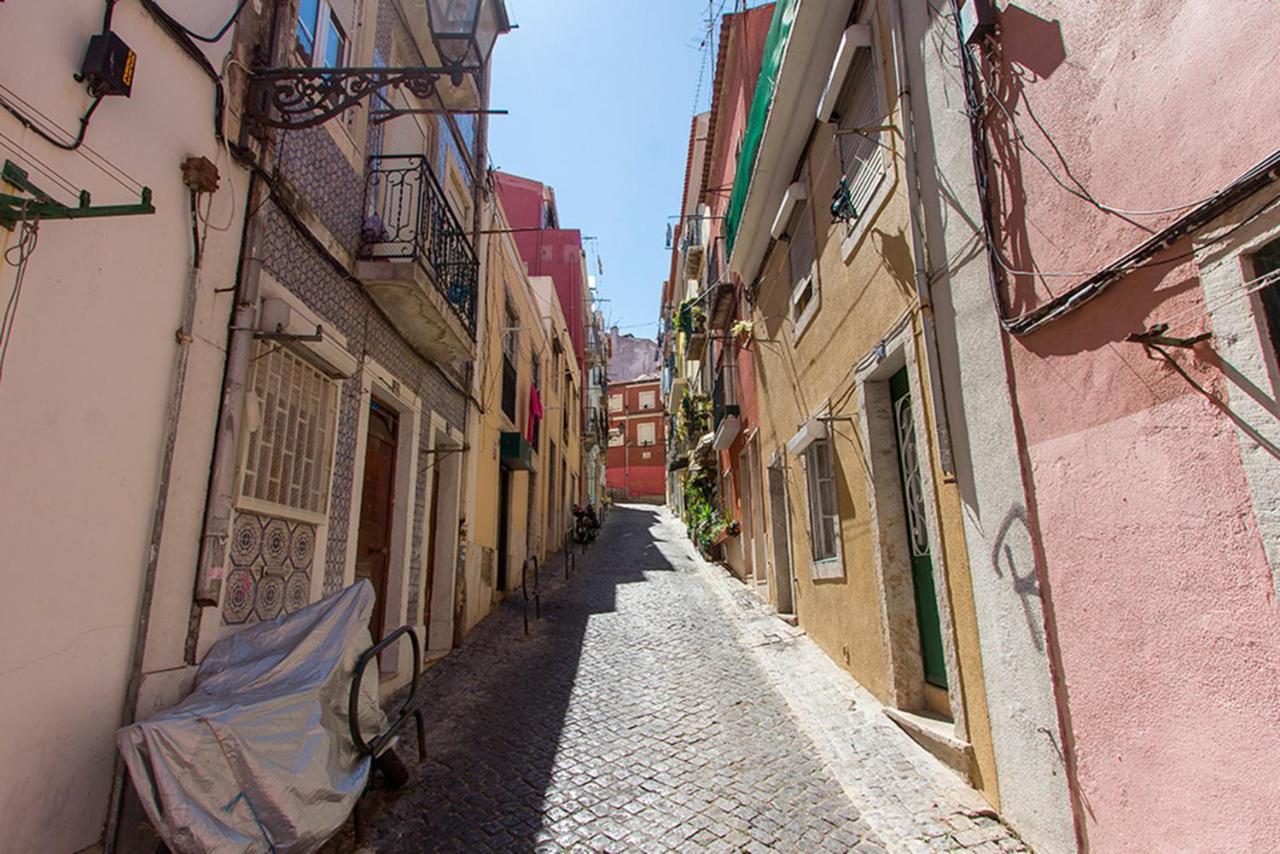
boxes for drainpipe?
[888,0,955,479]
[102,185,222,854]
[190,2,289,617]
[191,174,267,610]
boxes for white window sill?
[811,556,845,581]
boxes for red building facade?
[605,377,665,501]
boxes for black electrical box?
[79,32,137,97]
[959,0,998,45]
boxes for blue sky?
[488,1,730,338]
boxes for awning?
[500,431,535,471]
[786,415,828,457]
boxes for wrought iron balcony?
[356,154,479,362]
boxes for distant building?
[607,327,659,383]
[605,376,665,501]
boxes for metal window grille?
[241,343,338,516]
[836,50,887,220]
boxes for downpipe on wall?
[887,0,954,479]
[102,184,223,853]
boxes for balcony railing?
[712,366,739,428]
[712,363,741,451]
[359,154,478,335]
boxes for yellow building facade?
[462,202,583,637]
[725,0,998,804]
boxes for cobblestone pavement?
[326,504,1025,853]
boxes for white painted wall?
[901,3,1076,851]
[0,2,247,849]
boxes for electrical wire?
[0,208,40,385]
[0,93,103,153]
[1155,267,1280,332]
[0,132,83,198]
[152,0,250,44]
[0,83,145,194]
[972,45,1223,221]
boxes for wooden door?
[356,401,398,642]
[497,466,511,590]
[889,368,947,688]
[423,462,442,630]
[766,463,795,615]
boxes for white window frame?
[803,436,843,578]
[296,0,347,67]
[1197,200,1280,598]
[637,422,656,447]
[638,390,656,410]
[834,15,895,262]
[297,0,369,171]
[790,261,821,340]
[609,393,623,412]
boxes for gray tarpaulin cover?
[117,581,388,854]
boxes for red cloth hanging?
[527,383,543,442]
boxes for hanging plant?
[730,319,753,344]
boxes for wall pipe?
[191,0,289,612]
[101,186,219,854]
[887,0,954,478]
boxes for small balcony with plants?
[356,154,479,363]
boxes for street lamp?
[426,0,508,84]
[246,0,510,130]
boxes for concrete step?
[883,707,974,780]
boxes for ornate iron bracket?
[246,66,477,130]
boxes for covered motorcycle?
[116,581,387,854]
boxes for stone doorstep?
[882,707,974,779]
[776,612,799,627]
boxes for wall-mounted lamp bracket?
[245,66,481,130]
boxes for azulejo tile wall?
[222,512,317,626]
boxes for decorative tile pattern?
[261,1,473,606]
[222,512,317,626]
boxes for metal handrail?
[348,625,426,762]
[521,556,541,636]
[563,531,577,580]
[359,154,479,335]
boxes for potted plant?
[730,319,753,347]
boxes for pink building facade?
[699,4,773,583]
[493,172,587,368]
[934,1,1280,848]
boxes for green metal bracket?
[0,160,154,231]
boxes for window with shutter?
[836,49,887,225]
[788,193,821,337]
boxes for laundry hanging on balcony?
[527,383,543,444]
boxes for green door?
[889,368,948,688]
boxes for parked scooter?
[572,503,599,544]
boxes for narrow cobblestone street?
[328,505,1022,853]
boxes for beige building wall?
[0,3,252,850]
[742,0,998,805]
[462,209,581,637]
[531,275,581,552]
